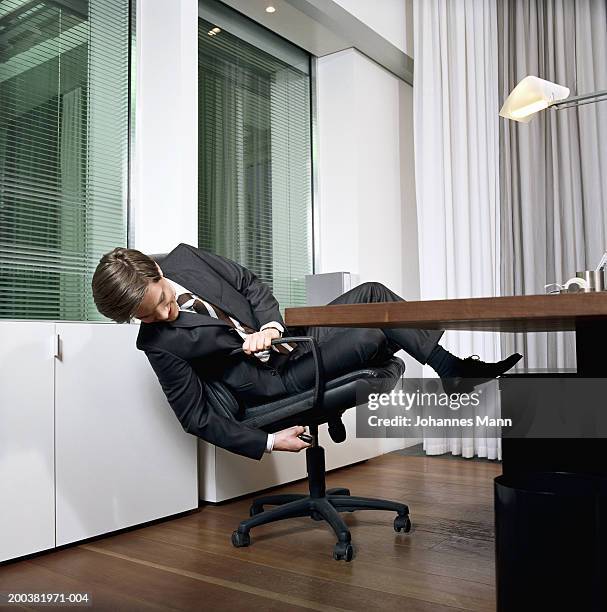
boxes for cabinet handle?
[53,333,62,361]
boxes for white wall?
[399,80,419,304]
[332,0,414,58]
[317,49,405,291]
[398,78,422,379]
[131,0,198,254]
[316,49,418,302]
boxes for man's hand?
[273,426,312,452]
[242,327,280,354]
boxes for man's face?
[134,274,179,324]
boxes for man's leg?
[283,281,521,394]
[282,281,440,393]
[282,325,395,394]
[323,281,444,364]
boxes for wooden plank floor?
[0,453,500,612]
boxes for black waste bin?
[494,472,607,612]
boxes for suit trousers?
[281,281,444,394]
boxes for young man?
[91,243,521,460]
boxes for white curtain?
[413,0,503,459]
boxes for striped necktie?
[176,292,296,357]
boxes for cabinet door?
[0,322,55,562]
[55,323,197,546]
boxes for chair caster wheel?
[311,511,323,521]
[231,530,251,547]
[249,504,263,517]
[333,542,354,561]
[394,515,411,533]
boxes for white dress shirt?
[166,277,277,453]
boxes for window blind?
[0,0,129,321]
[198,0,313,311]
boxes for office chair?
[150,254,411,561]
[214,338,410,561]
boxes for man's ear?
[155,263,164,278]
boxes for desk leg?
[575,320,607,376]
[502,321,607,476]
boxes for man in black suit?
[91,243,521,460]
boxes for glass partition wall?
[198,0,313,310]
[0,0,129,321]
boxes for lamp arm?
[550,89,607,110]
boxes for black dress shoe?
[328,417,347,443]
[441,352,523,394]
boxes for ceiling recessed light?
[207,26,221,36]
[265,6,276,13]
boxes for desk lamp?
[500,75,607,123]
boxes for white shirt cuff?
[260,321,284,335]
[264,433,275,453]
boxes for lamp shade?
[499,76,570,123]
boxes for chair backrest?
[150,253,168,267]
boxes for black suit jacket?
[136,243,294,460]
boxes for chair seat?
[241,356,404,433]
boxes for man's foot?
[441,352,523,394]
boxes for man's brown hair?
[91,247,161,323]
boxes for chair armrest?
[229,337,326,412]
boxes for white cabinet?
[0,321,198,562]
[0,322,55,563]
[199,441,307,503]
[55,323,198,545]
[199,413,393,503]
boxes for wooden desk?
[285,291,607,332]
[285,292,607,475]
